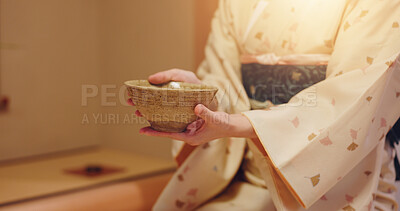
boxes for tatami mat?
[0,147,175,205]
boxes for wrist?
[228,114,258,139]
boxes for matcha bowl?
[125,80,218,132]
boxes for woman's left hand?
[139,104,257,146]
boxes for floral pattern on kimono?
[154,0,400,210]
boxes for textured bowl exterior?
[125,80,218,132]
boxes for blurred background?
[0,0,217,210]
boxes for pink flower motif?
[262,13,270,19]
[186,201,196,210]
[289,42,297,51]
[263,38,271,49]
[367,201,373,211]
[345,194,354,203]
[361,66,368,75]
[289,23,299,32]
[184,166,190,174]
[175,199,185,208]
[350,129,359,140]
[320,195,328,200]
[319,136,333,146]
[291,116,300,128]
[380,118,387,129]
[364,170,372,176]
[353,17,362,24]
[187,188,198,197]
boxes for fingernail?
[139,128,147,134]
[127,98,135,106]
[187,127,196,136]
[197,119,205,129]
[195,104,203,113]
[135,110,142,117]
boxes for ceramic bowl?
[125,80,218,132]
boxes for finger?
[148,69,201,84]
[139,127,170,137]
[194,104,215,122]
[135,110,142,117]
[127,98,135,106]
[148,69,180,84]
[186,119,205,135]
[140,126,208,146]
[139,127,189,140]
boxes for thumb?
[148,72,169,84]
[194,104,214,122]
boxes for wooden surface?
[0,147,175,206]
[1,172,173,211]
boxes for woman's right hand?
[148,68,218,111]
[148,68,202,85]
[128,68,218,134]
[128,68,204,117]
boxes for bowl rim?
[124,80,218,92]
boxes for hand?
[148,68,202,85]
[128,68,217,117]
[148,69,217,111]
[139,104,257,146]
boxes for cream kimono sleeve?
[242,0,400,209]
[195,0,250,115]
[172,0,250,163]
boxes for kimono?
[154,0,400,210]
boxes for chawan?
[125,80,218,132]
